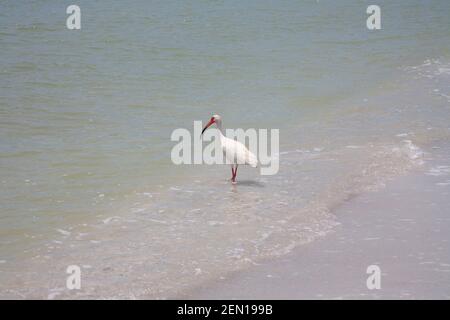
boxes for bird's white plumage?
[220,135,258,167]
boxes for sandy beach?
[182,143,450,299]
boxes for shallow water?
[1,1,450,298]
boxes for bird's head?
[201,114,221,136]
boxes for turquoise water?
[1,1,450,298]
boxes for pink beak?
[201,118,215,136]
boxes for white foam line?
[102,216,121,224]
[55,229,71,236]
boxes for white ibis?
[201,114,258,184]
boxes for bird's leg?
[231,165,238,184]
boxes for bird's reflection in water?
[229,180,265,193]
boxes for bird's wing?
[223,137,258,167]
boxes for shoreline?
[180,143,450,299]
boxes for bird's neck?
[216,122,224,136]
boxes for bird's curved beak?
[201,118,215,137]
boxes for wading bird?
[201,115,258,184]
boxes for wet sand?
[182,144,450,299]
